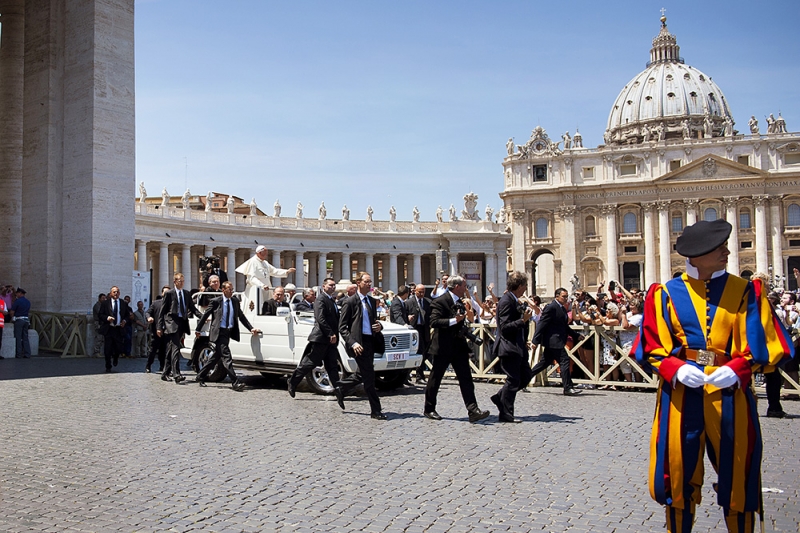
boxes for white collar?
[684,258,727,281]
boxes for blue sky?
[135,0,799,221]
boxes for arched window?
[535,217,549,239]
[584,216,596,237]
[623,212,637,234]
[703,207,717,221]
[788,203,800,226]
[739,208,751,229]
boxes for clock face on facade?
[532,140,547,153]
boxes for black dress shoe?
[144,367,151,373]
[564,388,583,396]
[371,412,387,420]
[424,411,442,421]
[334,387,345,410]
[415,376,427,384]
[490,394,504,413]
[766,409,786,418]
[161,375,171,382]
[231,381,245,392]
[197,378,206,387]
[499,415,522,423]
[468,408,490,423]
[287,383,296,398]
[174,375,186,384]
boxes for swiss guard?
[634,218,793,533]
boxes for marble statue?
[274,199,281,217]
[704,115,713,138]
[461,192,479,221]
[181,189,191,209]
[436,205,443,223]
[205,192,213,212]
[319,201,326,220]
[389,206,396,223]
[366,205,373,222]
[226,196,235,214]
[496,209,506,226]
[506,137,515,156]
[573,130,583,148]
[766,113,776,134]
[448,204,457,222]
[412,206,420,223]
[161,187,169,207]
[776,113,787,134]
[681,119,691,140]
[749,115,759,134]
[250,198,258,216]
[484,204,494,222]
[642,124,651,142]
[562,131,572,149]
[603,130,612,144]
[722,116,734,137]
[296,202,304,219]
[342,204,350,221]
[656,122,666,141]
[138,182,147,203]
[570,273,581,293]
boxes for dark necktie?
[417,298,424,324]
[178,290,185,317]
[226,298,232,328]
[113,300,119,325]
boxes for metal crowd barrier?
[29,311,88,357]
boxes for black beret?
[676,219,732,258]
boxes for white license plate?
[387,351,409,362]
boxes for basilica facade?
[501,16,800,296]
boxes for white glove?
[706,365,739,389]
[673,364,707,388]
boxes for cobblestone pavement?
[1,356,798,532]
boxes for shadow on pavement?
[0,356,150,381]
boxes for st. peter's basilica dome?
[605,16,734,146]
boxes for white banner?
[132,270,151,309]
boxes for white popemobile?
[181,288,421,393]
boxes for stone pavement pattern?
[0,357,797,532]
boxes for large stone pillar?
[332,254,342,281]
[158,242,170,291]
[511,210,527,273]
[449,252,458,276]
[308,254,318,287]
[272,250,282,287]
[724,197,740,276]
[643,202,657,286]
[388,252,399,291]
[601,204,618,282]
[181,244,191,281]
[0,1,24,288]
[294,251,305,287]
[318,252,327,284]
[557,206,577,292]
[685,199,698,226]
[365,253,375,280]
[412,253,422,285]
[341,251,351,282]
[657,201,672,281]
[136,240,147,272]
[754,195,769,275]
[227,248,236,289]
[770,196,784,285]
[485,253,496,295]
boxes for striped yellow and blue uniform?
[633,272,792,533]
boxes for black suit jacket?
[195,295,253,343]
[339,293,383,355]
[145,298,164,335]
[98,298,132,336]
[262,299,290,316]
[405,295,431,341]
[429,291,469,357]
[158,288,201,335]
[390,296,409,325]
[532,300,578,350]
[495,292,529,358]
[308,293,340,344]
[295,300,314,313]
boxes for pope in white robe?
[235,246,295,316]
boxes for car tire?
[197,345,226,382]
[375,370,407,391]
[305,366,335,395]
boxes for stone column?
[159,242,170,291]
[190,249,200,289]
[723,197,740,276]
[295,251,305,288]
[0,1,24,287]
[136,240,147,272]
[181,244,191,282]
[318,252,327,284]
[307,254,317,287]
[601,204,618,282]
[227,248,237,289]
[770,196,784,285]
[236,250,247,291]
[685,199,698,226]
[754,195,769,275]
[657,201,672,281]
[332,254,342,281]
[643,202,657,286]
[357,255,365,274]
[449,252,458,276]
[341,251,351,282]
[365,253,375,280]
[485,253,496,295]
[271,250,282,287]
[556,206,577,293]
[412,253,422,285]
[388,252,399,291]
[511,210,527,273]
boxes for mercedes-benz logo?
[390,336,399,348]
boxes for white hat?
[285,283,297,291]
[255,245,267,254]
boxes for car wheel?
[375,370,407,391]
[198,346,226,382]
[305,366,335,395]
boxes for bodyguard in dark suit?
[490,271,534,422]
[157,273,201,384]
[531,287,583,396]
[406,284,432,383]
[390,286,412,326]
[145,286,170,373]
[423,275,489,423]
[339,272,386,420]
[195,281,259,391]
[288,278,346,408]
[98,286,132,372]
